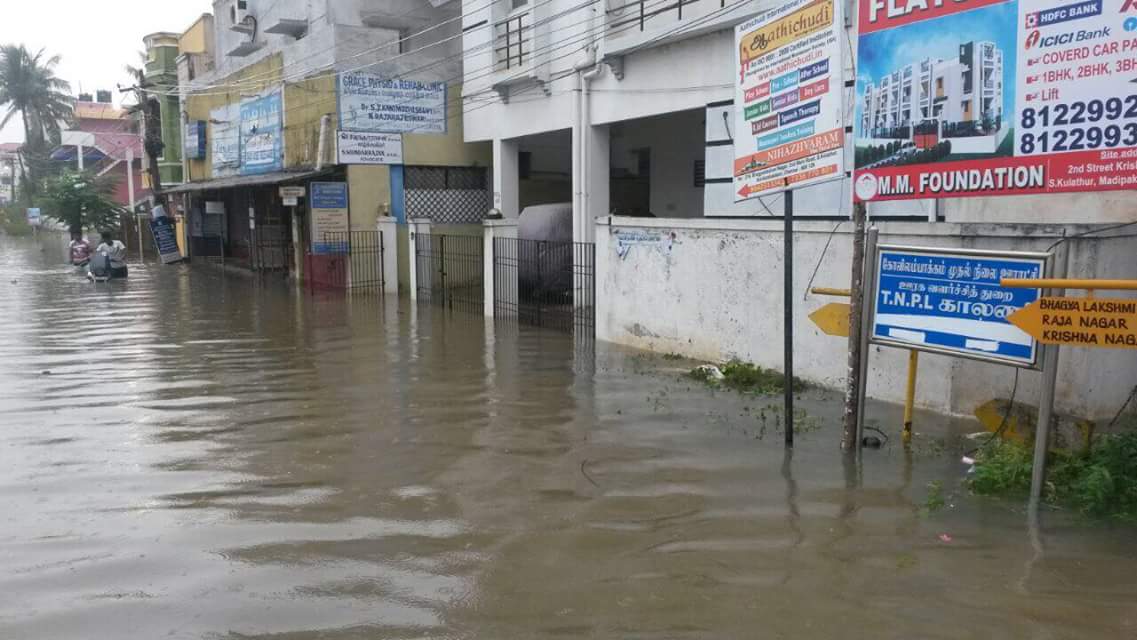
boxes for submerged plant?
[968,431,1137,521]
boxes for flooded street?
[1,235,1135,639]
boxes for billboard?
[733,0,846,201]
[240,89,284,175]
[870,245,1049,367]
[184,121,206,160]
[855,0,1137,201]
[338,72,447,135]
[210,103,240,178]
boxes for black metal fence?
[415,233,484,313]
[493,238,595,334]
[306,230,384,292]
[404,166,490,225]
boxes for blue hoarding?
[240,90,283,175]
[871,246,1048,367]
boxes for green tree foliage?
[0,45,73,203]
[39,171,122,238]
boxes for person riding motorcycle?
[92,230,128,279]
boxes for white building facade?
[467,0,1136,421]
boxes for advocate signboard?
[240,89,284,175]
[150,216,182,264]
[854,0,1137,202]
[337,131,404,165]
[733,0,846,201]
[184,120,206,160]
[870,245,1049,366]
[338,72,447,134]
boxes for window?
[693,160,705,188]
[511,0,529,9]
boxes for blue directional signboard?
[870,246,1050,367]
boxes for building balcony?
[604,0,760,58]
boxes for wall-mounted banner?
[240,89,283,175]
[870,245,1049,367]
[733,0,846,201]
[184,121,206,160]
[210,103,240,178]
[150,216,182,264]
[337,131,404,165]
[855,0,1137,202]
[338,72,447,134]
[310,182,349,255]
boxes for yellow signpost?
[809,302,851,338]
[1008,296,1137,349]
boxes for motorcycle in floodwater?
[86,253,128,282]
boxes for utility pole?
[842,201,867,451]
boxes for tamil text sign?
[855,0,1137,201]
[240,89,283,175]
[338,72,446,134]
[337,131,404,165]
[871,246,1049,366]
[310,182,349,255]
[733,0,845,201]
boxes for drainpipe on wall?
[572,47,599,244]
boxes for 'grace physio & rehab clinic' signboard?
[854,0,1137,202]
[733,0,846,201]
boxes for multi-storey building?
[859,40,1003,141]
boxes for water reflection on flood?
[0,235,1134,639]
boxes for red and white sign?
[854,0,1137,201]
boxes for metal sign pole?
[1029,245,1069,507]
[856,227,880,449]
[784,189,794,448]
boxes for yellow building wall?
[403,85,492,167]
[178,16,210,54]
[284,76,336,169]
[182,54,285,182]
[347,165,391,231]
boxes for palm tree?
[123,52,164,198]
[0,45,73,202]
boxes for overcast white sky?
[0,0,212,143]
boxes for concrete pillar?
[407,218,431,300]
[482,218,519,317]
[377,216,399,295]
[585,124,610,243]
[492,138,519,218]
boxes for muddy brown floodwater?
[1,234,1135,639]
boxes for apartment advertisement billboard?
[338,72,447,135]
[733,0,846,201]
[854,0,1137,202]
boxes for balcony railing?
[607,0,740,35]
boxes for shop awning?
[164,168,333,194]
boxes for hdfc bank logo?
[1025,11,1039,27]
[854,173,879,201]
[1025,30,1042,48]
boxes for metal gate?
[415,233,483,312]
[250,224,290,272]
[306,230,384,292]
[404,166,490,224]
[493,238,595,333]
